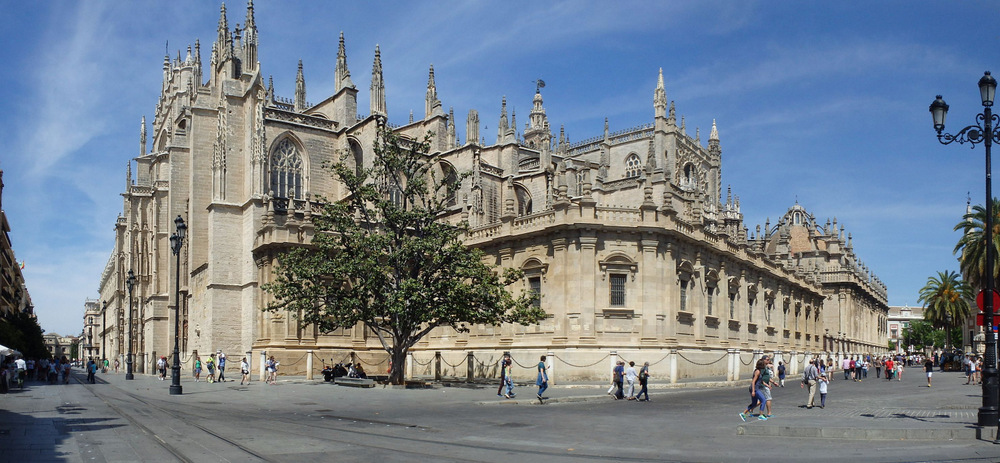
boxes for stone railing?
[595,207,642,223]
[513,210,556,230]
[479,162,504,177]
[265,108,335,131]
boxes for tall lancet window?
[269,139,303,200]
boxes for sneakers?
[758,415,769,421]
[739,412,748,422]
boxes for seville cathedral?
[89,1,890,382]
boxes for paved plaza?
[1,367,999,462]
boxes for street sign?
[976,289,1000,310]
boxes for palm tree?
[917,270,972,348]
[954,200,1000,291]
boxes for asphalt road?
[1,368,999,462]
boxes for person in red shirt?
[885,358,894,381]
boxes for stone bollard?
[306,350,314,380]
[547,351,555,386]
[245,351,252,378]
[788,351,799,376]
[669,349,678,384]
[434,351,442,381]
[260,350,267,382]
[406,351,414,381]
[467,351,474,382]
[727,348,739,381]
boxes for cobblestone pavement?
[1,368,999,462]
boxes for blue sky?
[1,1,998,337]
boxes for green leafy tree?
[0,311,48,359]
[264,126,545,384]
[954,200,1000,291]
[917,270,972,348]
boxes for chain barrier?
[440,355,467,368]
[281,353,309,367]
[642,353,672,367]
[553,353,610,368]
[411,356,433,366]
[510,356,536,369]
[356,354,388,366]
[676,351,728,366]
[739,352,754,366]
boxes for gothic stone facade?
[96,2,889,381]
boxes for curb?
[736,424,980,440]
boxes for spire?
[708,118,720,155]
[466,109,479,146]
[193,39,202,84]
[126,159,132,191]
[654,67,667,118]
[267,75,274,104]
[447,107,457,149]
[140,116,147,156]
[295,60,306,112]
[425,65,441,118]
[510,108,518,142]
[334,32,354,92]
[497,96,509,144]
[243,0,258,71]
[604,117,610,140]
[370,45,386,117]
[215,3,231,64]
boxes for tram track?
[82,378,675,462]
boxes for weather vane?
[535,79,545,93]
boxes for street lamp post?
[931,70,1000,429]
[125,269,136,380]
[169,215,187,395]
[101,300,107,366]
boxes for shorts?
[926,372,932,378]
[761,386,773,401]
[242,369,249,375]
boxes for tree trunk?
[389,346,408,385]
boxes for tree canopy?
[954,200,1000,291]
[916,270,972,348]
[263,125,545,384]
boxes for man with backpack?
[801,358,820,409]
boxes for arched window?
[349,139,364,177]
[441,162,459,207]
[624,154,641,178]
[269,138,303,200]
[515,184,532,216]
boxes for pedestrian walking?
[636,362,651,401]
[240,357,251,385]
[801,358,820,409]
[497,353,511,397]
[536,355,549,401]
[777,361,786,387]
[113,358,119,373]
[103,358,110,374]
[925,357,934,387]
[624,361,638,400]
[194,355,202,382]
[760,356,777,417]
[841,357,851,380]
[157,356,167,380]
[874,357,882,378]
[86,359,96,384]
[740,359,768,421]
[818,374,828,408]
[896,360,904,381]
[266,356,279,384]
[217,352,227,382]
[206,354,216,383]
[503,358,516,399]
[612,361,625,400]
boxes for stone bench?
[334,377,375,388]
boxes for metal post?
[169,216,186,395]
[931,77,999,428]
[126,271,135,380]
[983,103,998,428]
